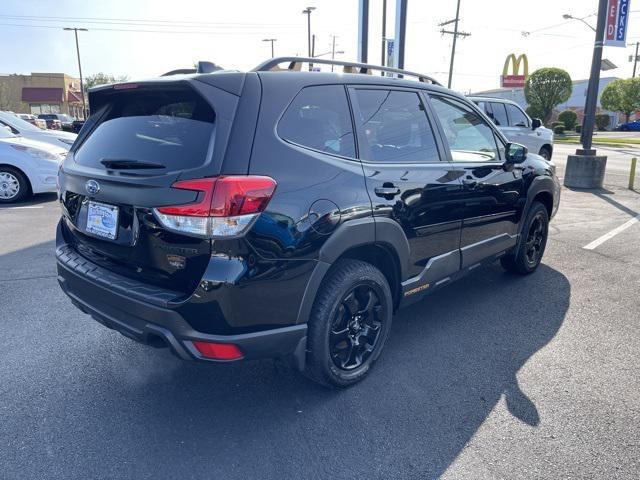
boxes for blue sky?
[2,0,640,93]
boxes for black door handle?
[374,186,401,198]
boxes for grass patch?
[555,136,640,147]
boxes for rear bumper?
[56,235,307,366]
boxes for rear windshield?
[75,87,215,171]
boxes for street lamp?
[562,13,596,32]
[262,38,277,58]
[63,27,88,119]
[302,7,316,58]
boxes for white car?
[0,111,77,150]
[468,96,554,160]
[0,126,66,203]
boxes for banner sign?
[501,54,528,88]
[604,0,630,47]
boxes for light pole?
[562,13,596,32]
[302,7,316,58]
[63,27,88,119]
[262,38,277,58]
[563,0,609,189]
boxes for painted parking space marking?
[0,206,44,210]
[583,214,640,250]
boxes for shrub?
[553,125,565,134]
[575,125,581,134]
[595,114,610,131]
[551,121,564,129]
[558,110,578,130]
[526,104,545,121]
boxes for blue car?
[617,120,640,131]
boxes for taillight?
[153,175,277,238]
[192,341,244,360]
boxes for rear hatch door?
[59,77,241,295]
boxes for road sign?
[604,0,630,47]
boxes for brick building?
[0,72,85,119]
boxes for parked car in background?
[37,114,62,130]
[469,96,554,160]
[0,125,66,202]
[0,111,77,150]
[616,120,640,131]
[72,119,85,133]
[16,113,47,130]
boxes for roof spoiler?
[161,61,224,77]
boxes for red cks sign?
[604,0,630,47]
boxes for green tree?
[525,104,545,121]
[524,68,573,124]
[600,78,640,123]
[558,109,578,130]
[84,73,129,92]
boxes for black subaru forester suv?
[56,58,560,388]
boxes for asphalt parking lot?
[1,147,639,479]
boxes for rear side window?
[75,87,215,170]
[490,102,509,127]
[505,103,529,127]
[353,89,440,163]
[278,85,356,158]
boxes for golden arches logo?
[501,54,528,88]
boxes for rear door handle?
[374,186,401,198]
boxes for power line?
[0,22,299,36]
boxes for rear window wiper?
[100,159,166,170]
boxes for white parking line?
[583,214,640,250]
[0,206,44,210]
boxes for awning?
[21,87,64,103]
[67,91,84,103]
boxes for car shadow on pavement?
[1,241,570,479]
[0,192,57,208]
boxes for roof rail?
[253,57,442,86]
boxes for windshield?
[0,111,40,132]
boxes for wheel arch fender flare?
[516,175,555,247]
[295,217,411,325]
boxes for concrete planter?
[563,154,607,189]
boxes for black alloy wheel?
[524,211,546,268]
[330,285,384,371]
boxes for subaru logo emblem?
[85,180,100,195]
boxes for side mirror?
[504,142,527,171]
[531,118,542,130]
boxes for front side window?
[353,89,440,163]
[490,102,509,127]
[278,85,356,158]
[430,95,500,162]
[505,103,529,127]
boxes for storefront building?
[0,72,84,119]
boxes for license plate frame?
[86,200,119,240]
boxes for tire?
[538,147,551,161]
[304,259,393,388]
[501,201,549,275]
[0,166,30,203]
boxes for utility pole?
[302,6,316,71]
[439,0,470,89]
[331,34,337,71]
[63,27,88,119]
[262,38,277,58]
[632,42,639,77]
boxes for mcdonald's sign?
[501,54,528,88]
